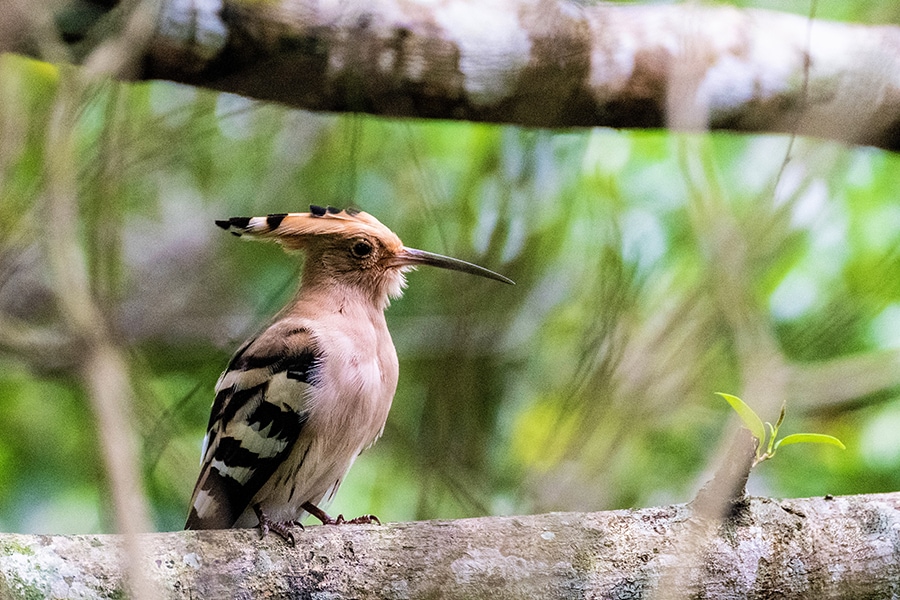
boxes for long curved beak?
[392,247,514,285]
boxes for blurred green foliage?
[2,1,900,535]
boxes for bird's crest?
[215,205,403,252]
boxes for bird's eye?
[350,239,373,258]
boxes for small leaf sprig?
[716,392,846,467]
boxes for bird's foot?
[328,513,381,526]
[254,504,304,546]
[302,501,381,526]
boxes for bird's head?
[216,205,513,307]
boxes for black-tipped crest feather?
[267,213,288,229]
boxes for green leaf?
[716,392,766,443]
[764,422,776,454]
[775,403,786,430]
[774,433,846,451]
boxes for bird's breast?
[306,312,399,453]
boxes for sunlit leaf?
[774,433,847,451]
[716,392,766,443]
[765,422,776,454]
[775,403,786,430]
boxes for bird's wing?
[185,323,320,530]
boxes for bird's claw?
[326,513,381,526]
[301,501,381,526]
[254,505,303,546]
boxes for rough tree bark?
[2,492,899,599]
[6,0,900,150]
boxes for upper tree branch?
[11,0,900,150]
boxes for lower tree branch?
[2,493,899,598]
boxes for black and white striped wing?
[185,325,319,530]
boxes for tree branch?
[2,493,899,598]
[12,0,900,150]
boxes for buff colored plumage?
[185,205,512,543]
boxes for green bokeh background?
[2,0,900,535]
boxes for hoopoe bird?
[185,205,512,543]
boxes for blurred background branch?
[5,1,900,149]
